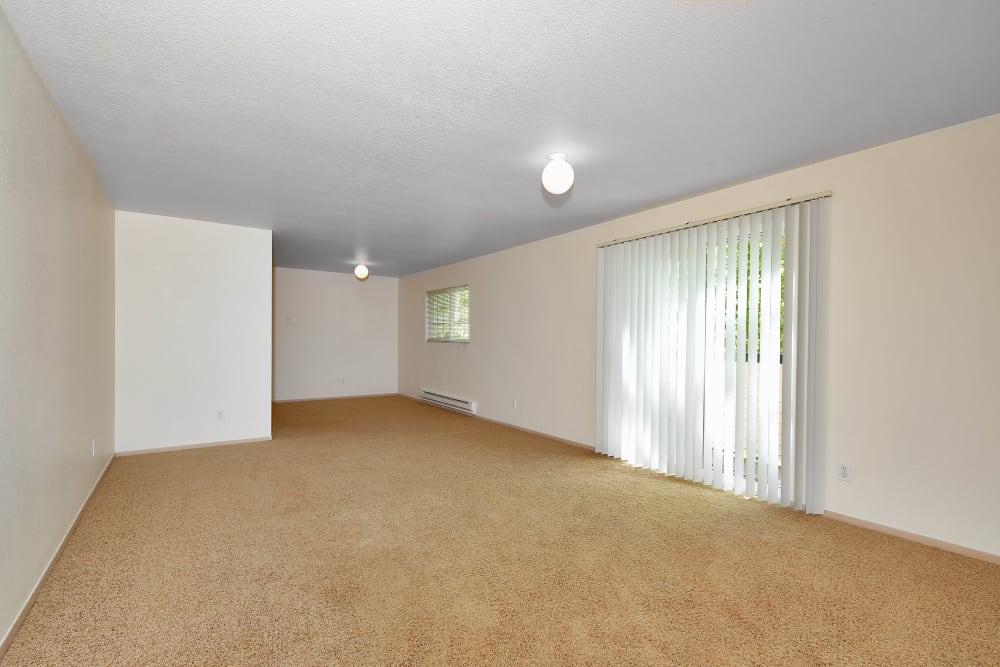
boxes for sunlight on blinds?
[597,197,827,513]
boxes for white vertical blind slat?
[793,203,809,509]
[723,218,738,491]
[684,229,697,477]
[637,239,649,468]
[766,209,783,504]
[799,202,814,510]
[667,233,680,475]
[609,245,623,459]
[782,205,800,507]
[746,213,761,499]
[734,215,749,496]
[626,242,638,464]
[646,237,657,469]
[680,231,688,477]
[650,236,662,471]
[714,225,728,490]
[659,234,669,471]
[596,248,607,454]
[805,199,824,513]
[799,202,814,511]
[691,225,708,481]
[758,211,774,501]
[703,225,717,487]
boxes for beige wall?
[115,212,272,453]
[0,13,115,644]
[400,113,1000,557]
[274,268,398,401]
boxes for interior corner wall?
[0,11,115,646]
[398,112,1000,557]
[114,211,272,453]
[273,267,398,401]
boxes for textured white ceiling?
[3,1,1000,276]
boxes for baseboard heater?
[419,389,477,415]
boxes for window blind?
[426,285,470,342]
[596,197,827,513]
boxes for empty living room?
[2,1,999,665]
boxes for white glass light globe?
[354,264,369,281]
[542,153,574,195]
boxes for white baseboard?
[115,436,272,456]
[471,412,594,451]
[824,511,1000,565]
[0,454,114,658]
[273,392,398,403]
[400,393,594,451]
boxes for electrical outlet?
[216,410,225,422]
[837,464,851,482]
[512,399,518,409]
[91,439,96,457]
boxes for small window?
[426,285,470,342]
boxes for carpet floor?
[3,396,998,665]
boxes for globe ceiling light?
[354,264,369,281]
[541,153,574,195]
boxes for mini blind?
[426,285,470,342]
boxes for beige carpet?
[3,396,998,665]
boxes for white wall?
[0,12,115,645]
[399,113,1000,557]
[274,268,398,400]
[115,212,272,453]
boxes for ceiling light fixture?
[541,152,574,195]
[354,264,369,281]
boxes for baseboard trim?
[0,454,114,659]
[824,511,1000,565]
[472,413,594,451]
[273,392,398,403]
[400,393,594,451]
[115,436,272,457]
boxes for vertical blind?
[426,285,470,342]
[596,197,828,513]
